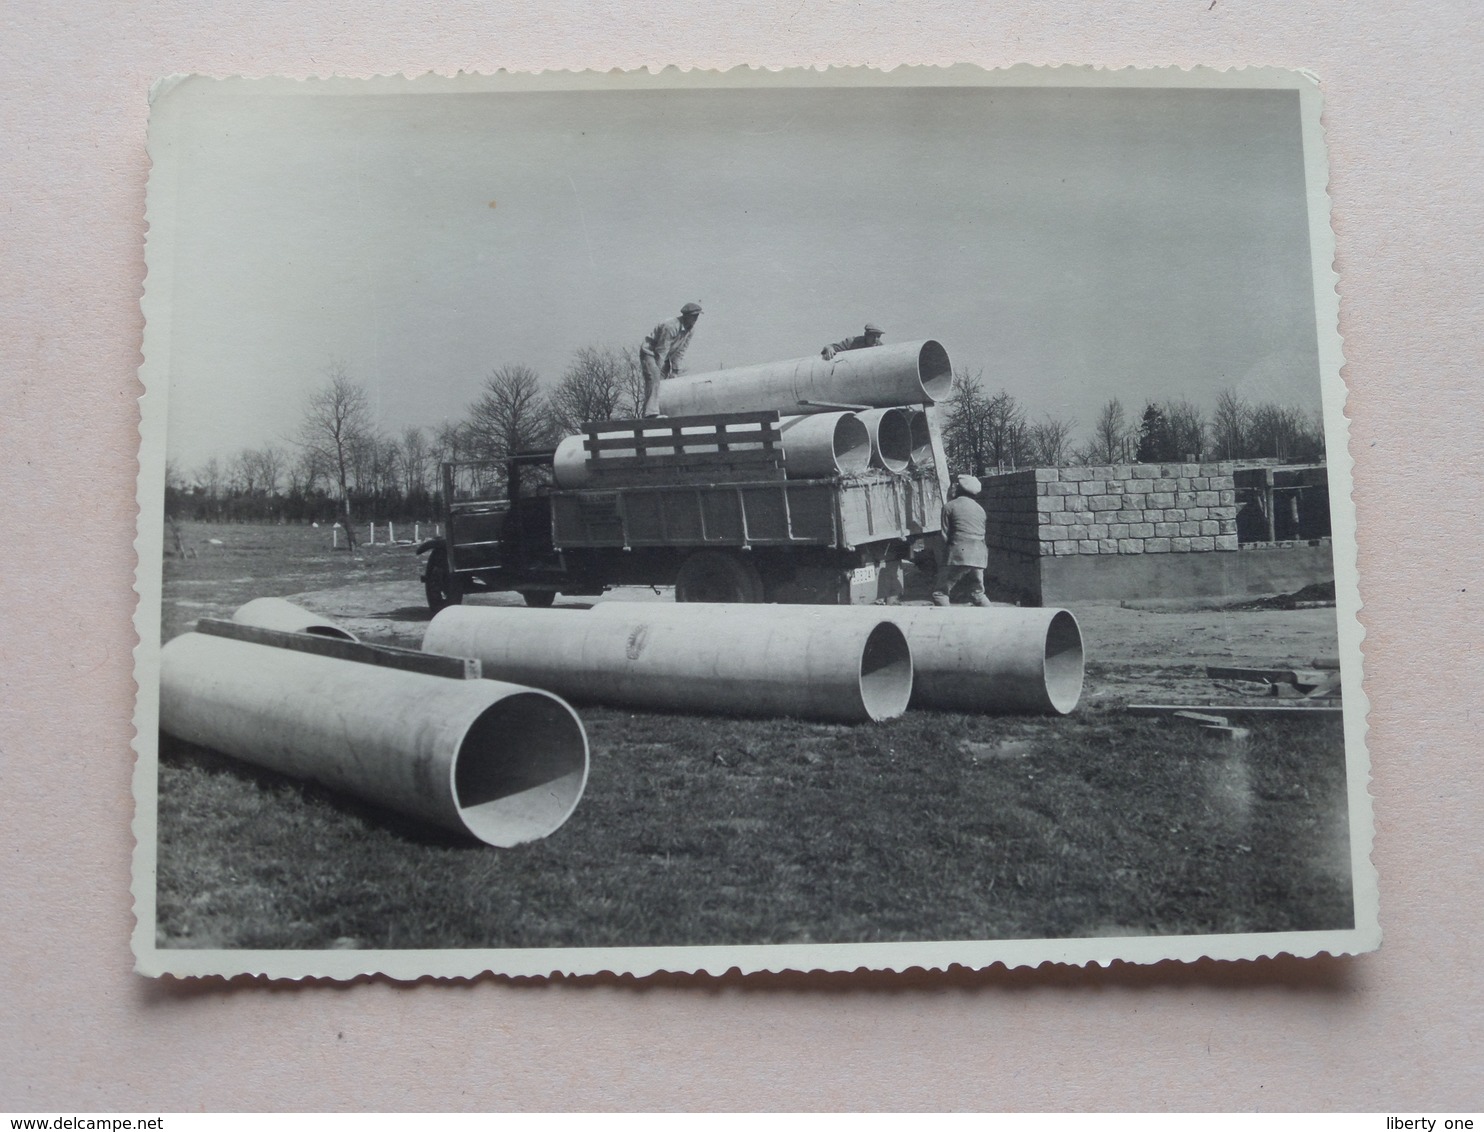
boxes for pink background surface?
[3,1,1481,1111]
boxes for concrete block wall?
[980,462,1240,559]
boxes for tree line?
[168,350,1328,540]
[165,348,645,536]
[940,369,1326,476]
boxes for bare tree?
[194,457,225,516]
[617,346,646,419]
[548,346,635,435]
[1160,399,1208,461]
[1248,402,1325,462]
[399,426,429,499]
[288,447,327,498]
[1083,398,1133,465]
[466,365,554,467]
[1026,414,1076,466]
[941,370,1032,473]
[230,450,258,496]
[297,363,374,548]
[255,445,285,499]
[1210,389,1252,461]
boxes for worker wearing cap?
[932,474,992,607]
[640,302,702,418]
[820,322,884,361]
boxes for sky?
[156,79,1323,470]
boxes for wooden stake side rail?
[582,411,783,468]
[194,619,482,680]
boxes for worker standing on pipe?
[820,322,884,360]
[932,474,992,607]
[640,302,703,418]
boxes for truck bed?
[549,467,942,551]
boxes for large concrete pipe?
[854,408,913,474]
[905,409,934,469]
[778,412,872,477]
[884,607,1084,715]
[423,605,914,723]
[659,340,954,417]
[552,433,593,488]
[159,632,590,846]
[232,597,358,641]
[777,605,1084,715]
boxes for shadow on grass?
[382,605,436,622]
[158,736,474,851]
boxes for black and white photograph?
[132,66,1375,978]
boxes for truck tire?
[424,548,463,612]
[675,551,764,603]
[522,591,556,608]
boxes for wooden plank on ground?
[195,619,481,679]
[1128,702,1343,721]
[1206,665,1304,684]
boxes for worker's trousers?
[932,564,990,606]
[640,354,664,418]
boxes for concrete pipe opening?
[857,408,912,474]
[917,341,954,403]
[906,410,933,468]
[857,621,915,722]
[453,691,590,847]
[1042,609,1086,716]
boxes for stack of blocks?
[981,462,1240,559]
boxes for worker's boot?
[971,593,992,607]
[931,593,951,607]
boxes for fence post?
[389,521,396,544]
[367,522,375,546]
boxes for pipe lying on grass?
[589,602,1084,716]
[232,597,358,641]
[159,632,589,846]
[660,340,954,417]
[423,604,914,723]
[874,606,1084,715]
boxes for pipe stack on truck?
[417,340,956,610]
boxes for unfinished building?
[978,461,1333,605]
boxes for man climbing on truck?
[820,321,884,360]
[640,301,703,418]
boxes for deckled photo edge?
[132,64,1375,980]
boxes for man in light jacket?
[639,302,702,418]
[932,474,992,607]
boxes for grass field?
[150,521,1355,950]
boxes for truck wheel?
[675,551,764,603]
[424,549,463,612]
[522,591,556,608]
